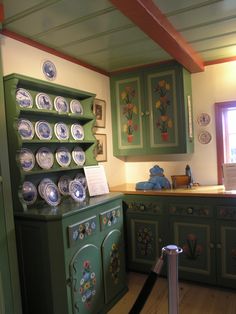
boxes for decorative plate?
[22,181,37,205]
[55,147,71,167]
[36,147,54,169]
[54,122,69,140]
[54,96,69,113]
[75,173,87,190]
[35,93,53,110]
[69,180,86,202]
[58,175,72,195]
[43,182,61,206]
[198,130,212,144]
[42,60,57,80]
[16,88,33,108]
[35,120,53,140]
[18,119,34,140]
[72,146,85,166]
[71,123,84,140]
[38,178,53,199]
[197,113,211,126]
[70,99,83,115]
[19,148,35,172]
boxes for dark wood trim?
[109,0,204,73]
[1,29,110,77]
[215,101,236,184]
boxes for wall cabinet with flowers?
[110,61,194,156]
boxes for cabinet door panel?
[101,229,126,304]
[170,218,216,284]
[69,244,103,314]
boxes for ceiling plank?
[109,0,205,73]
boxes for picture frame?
[93,98,106,128]
[95,133,107,162]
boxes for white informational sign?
[223,163,236,191]
[84,165,109,196]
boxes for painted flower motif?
[183,233,203,260]
[155,79,173,140]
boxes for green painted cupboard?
[110,61,194,156]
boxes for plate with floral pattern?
[35,93,53,110]
[54,122,69,140]
[19,148,35,172]
[16,88,33,108]
[70,99,83,115]
[18,119,34,140]
[71,123,84,140]
[38,178,54,199]
[42,60,57,80]
[54,96,69,113]
[58,175,72,195]
[43,182,61,206]
[36,147,54,169]
[55,147,71,167]
[74,173,87,190]
[22,181,37,205]
[72,146,85,166]
[35,120,53,140]
[69,180,86,202]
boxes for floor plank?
[108,272,236,314]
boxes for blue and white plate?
[36,147,54,169]
[70,99,83,115]
[35,93,53,110]
[54,96,69,113]
[72,146,85,166]
[71,123,84,140]
[19,148,35,172]
[42,60,57,81]
[35,120,53,140]
[55,147,71,167]
[38,178,54,199]
[18,119,34,140]
[69,180,86,202]
[54,122,69,140]
[22,181,37,205]
[58,175,72,195]
[16,88,33,108]
[43,182,61,206]
[75,173,87,190]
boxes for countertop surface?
[109,184,236,198]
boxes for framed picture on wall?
[95,133,107,162]
[93,98,106,128]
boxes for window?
[215,101,236,184]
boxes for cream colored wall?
[1,36,126,186]
[123,61,236,186]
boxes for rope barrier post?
[162,245,183,314]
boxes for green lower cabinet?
[170,217,216,284]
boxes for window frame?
[215,101,236,184]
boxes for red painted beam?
[0,3,4,23]
[109,0,204,73]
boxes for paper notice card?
[223,163,236,191]
[84,165,109,196]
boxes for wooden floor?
[108,272,236,314]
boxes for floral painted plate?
[35,120,53,140]
[18,119,34,140]
[43,182,61,206]
[35,93,53,110]
[71,123,84,140]
[55,147,71,167]
[42,60,57,80]
[72,146,85,166]
[38,178,54,199]
[16,88,33,108]
[54,96,69,113]
[74,173,87,190]
[22,181,37,205]
[36,147,54,169]
[70,99,83,115]
[54,122,69,140]
[58,175,72,195]
[69,180,86,202]
[19,148,35,172]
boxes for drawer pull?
[187,207,193,214]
